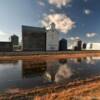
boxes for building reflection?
[43,61,59,82]
[77,58,82,63]
[22,61,46,78]
[0,60,18,64]
[76,57,96,64]
[70,57,95,64]
[21,57,96,83]
[71,58,82,63]
[85,57,95,64]
[59,59,67,64]
[92,57,100,60]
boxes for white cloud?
[48,0,72,8]
[41,13,75,33]
[38,0,45,6]
[49,9,55,13]
[69,37,74,40]
[68,36,80,40]
[43,13,48,17]
[86,32,96,37]
[75,36,80,40]
[0,30,7,35]
[84,9,91,15]
[0,30,10,41]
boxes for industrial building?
[0,42,13,52]
[22,23,59,51]
[82,43,87,50]
[59,39,67,51]
[10,34,20,51]
[77,40,82,51]
[73,39,82,51]
[86,43,100,50]
[46,23,59,51]
[11,34,19,46]
[22,25,46,51]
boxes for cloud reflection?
[55,64,72,82]
[86,57,95,64]
[43,61,72,83]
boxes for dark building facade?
[0,42,13,52]
[22,25,46,51]
[59,39,67,51]
[11,34,19,46]
[77,40,82,51]
[83,43,87,49]
[74,46,78,51]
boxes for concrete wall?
[46,30,59,51]
[87,43,100,50]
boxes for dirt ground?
[0,52,100,61]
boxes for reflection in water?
[43,61,59,82]
[59,59,67,64]
[43,60,72,83]
[0,57,100,91]
[72,58,82,63]
[55,64,72,82]
[22,61,46,78]
[0,60,18,64]
[92,57,100,60]
[77,58,82,63]
[85,57,95,64]
[72,57,96,65]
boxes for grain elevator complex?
[0,23,89,52]
[46,23,59,51]
[22,23,60,51]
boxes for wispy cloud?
[68,36,80,40]
[37,0,45,6]
[48,0,72,8]
[86,32,96,37]
[84,9,91,15]
[49,9,55,13]
[41,13,75,33]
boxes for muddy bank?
[0,51,100,61]
[35,77,100,100]
[0,76,100,100]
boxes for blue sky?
[0,0,100,43]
